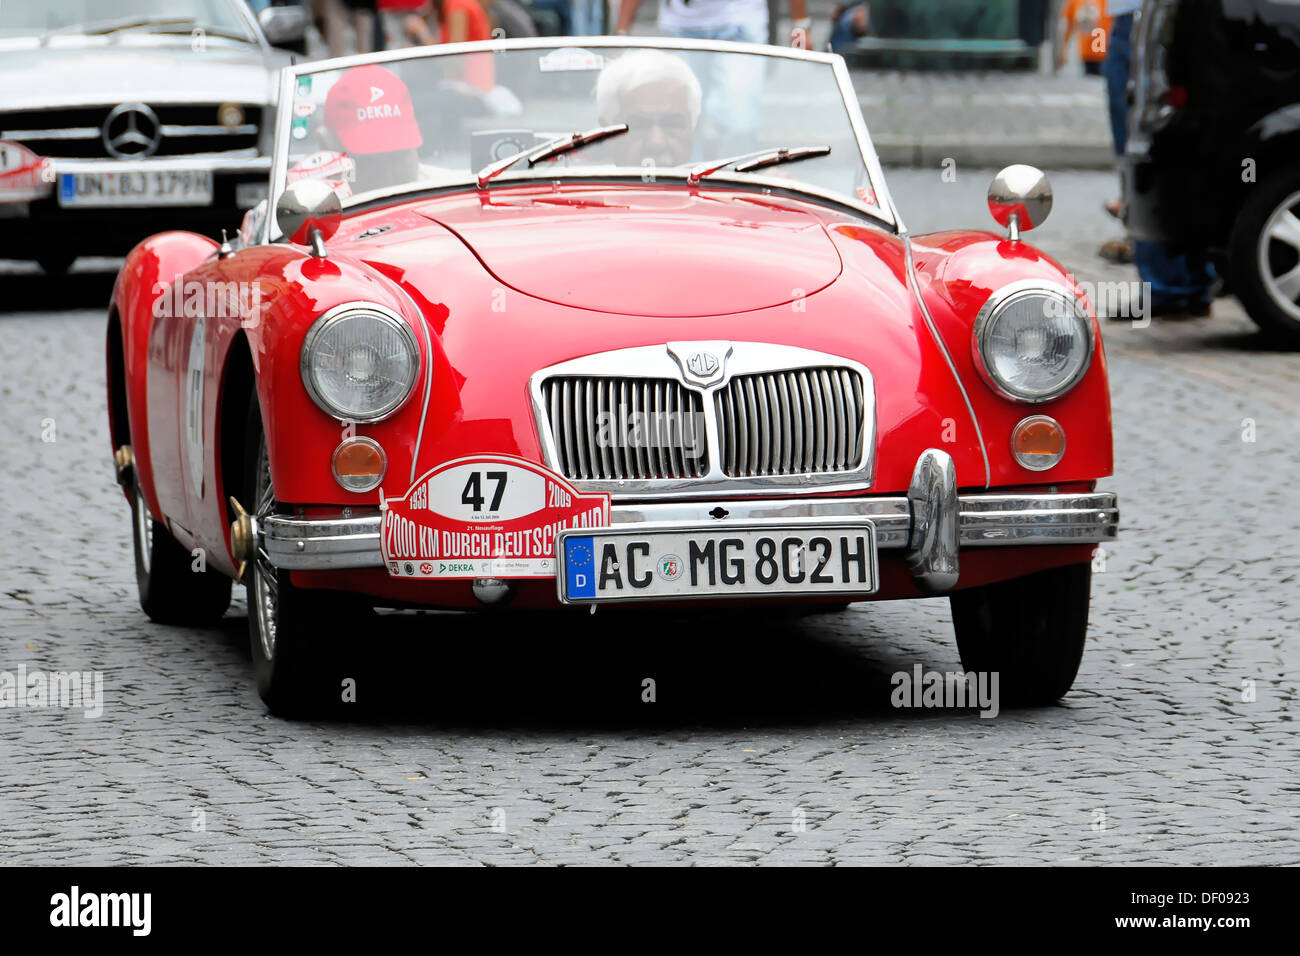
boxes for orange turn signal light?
[1011,415,1066,471]
[332,437,386,492]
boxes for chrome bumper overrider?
[258,450,1118,592]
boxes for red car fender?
[235,248,443,511]
[910,231,1115,486]
[109,231,218,520]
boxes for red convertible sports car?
[107,38,1119,716]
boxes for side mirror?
[257,5,308,47]
[276,179,341,257]
[988,164,1052,240]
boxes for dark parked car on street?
[1123,0,1300,344]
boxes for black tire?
[243,391,359,717]
[1229,167,1300,346]
[130,473,232,625]
[949,562,1091,706]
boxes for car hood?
[415,188,845,316]
[0,38,283,109]
[309,190,994,492]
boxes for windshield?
[276,41,888,223]
[0,0,254,40]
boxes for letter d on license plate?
[556,519,878,604]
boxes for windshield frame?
[266,36,902,241]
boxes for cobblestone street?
[1,170,1296,866]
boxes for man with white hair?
[596,50,702,168]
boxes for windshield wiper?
[686,145,831,186]
[475,124,629,190]
[40,15,202,41]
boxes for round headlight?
[300,303,420,422]
[973,282,1093,403]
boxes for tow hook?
[113,444,134,491]
[229,496,257,583]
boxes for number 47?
[461,471,506,511]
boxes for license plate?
[557,520,878,604]
[57,169,213,207]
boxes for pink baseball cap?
[323,64,422,155]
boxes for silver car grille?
[716,367,865,477]
[541,376,708,480]
[532,343,875,498]
[0,105,262,159]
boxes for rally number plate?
[382,455,610,579]
[557,520,878,604]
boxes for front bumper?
[259,450,1119,594]
[0,156,270,257]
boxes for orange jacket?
[1062,0,1112,63]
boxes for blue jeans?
[830,3,867,53]
[530,0,572,35]
[1102,14,1132,156]
[1105,13,1214,307]
[570,0,603,34]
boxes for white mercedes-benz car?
[0,0,300,274]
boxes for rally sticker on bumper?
[380,455,610,579]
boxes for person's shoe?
[1098,237,1134,263]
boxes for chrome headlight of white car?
[300,302,420,422]
[972,281,1094,403]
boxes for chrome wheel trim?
[251,437,279,662]
[1258,189,1300,322]
[133,484,153,576]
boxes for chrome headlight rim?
[971,279,1094,404]
[299,301,421,423]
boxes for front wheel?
[949,563,1091,706]
[130,473,231,625]
[1229,169,1300,346]
[244,392,360,717]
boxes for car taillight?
[1135,0,1181,132]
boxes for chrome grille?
[541,377,708,480]
[0,105,262,159]
[716,368,865,476]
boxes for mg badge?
[687,351,718,378]
[667,340,731,386]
